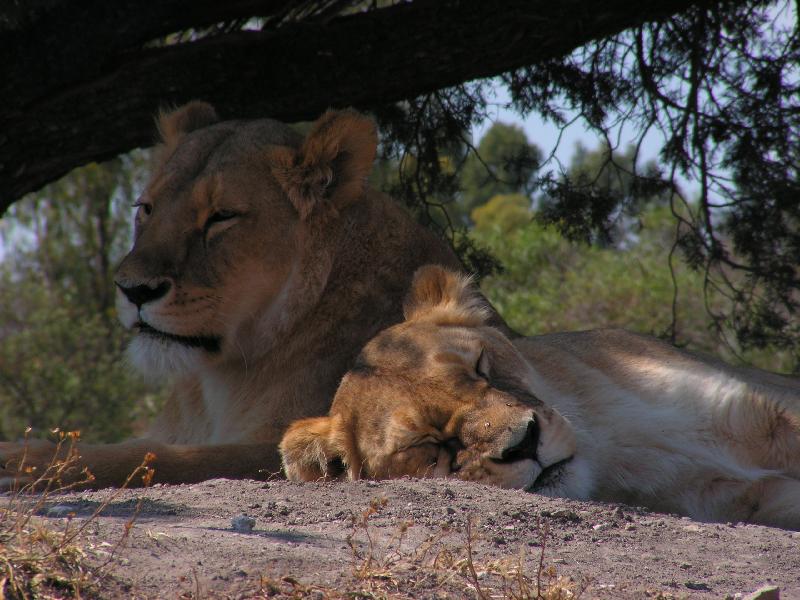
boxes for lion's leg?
[749,477,800,530]
[0,439,282,489]
[145,442,283,484]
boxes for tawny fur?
[0,105,488,489]
[281,266,800,530]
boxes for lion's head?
[115,102,378,376]
[280,265,576,490]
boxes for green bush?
[472,199,793,373]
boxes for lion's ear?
[279,415,356,481]
[403,265,490,327]
[271,109,377,219]
[157,101,219,148]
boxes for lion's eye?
[132,201,152,216]
[204,211,240,239]
[206,210,238,226]
[476,349,490,381]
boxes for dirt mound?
[31,478,800,598]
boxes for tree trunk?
[0,0,716,212]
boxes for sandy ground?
[29,478,800,599]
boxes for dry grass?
[3,443,589,599]
[0,430,153,599]
[235,497,589,600]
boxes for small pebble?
[231,514,256,533]
[549,509,581,521]
[685,581,711,591]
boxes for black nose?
[499,419,539,463]
[116,280,171,308]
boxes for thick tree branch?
[1,0,717,212]
[1,0,294,111]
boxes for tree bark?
[0,0,716,212]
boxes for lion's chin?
[126,335,208,379]
[134,321,222,352]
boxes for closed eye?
[132,200,152,215]
[476,348,490,381]
[206,210,238,226]
[204,211,240,239]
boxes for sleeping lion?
[1,105,509,488]
[280,265,800,529]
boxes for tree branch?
[0,0,293,110]
[1,0,717,212]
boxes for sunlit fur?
[0,104,473,489]
[281,266,800,530]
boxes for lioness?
[281,265,800,529]
[0,103,501,488]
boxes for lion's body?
[281,267,800,529]
[514,330,800,528]
[0,105,470,488]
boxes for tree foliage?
[538,143,666,246]
[470,165,794,374]
[471,194,532,234]
[530,1,800,356]
[367,1,799,362]
[2,0,705,205]
[1,0,798,410]
[0,155,165,441]
[457,123,542,224]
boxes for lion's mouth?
[135,321,221,353]
[528,456,573,492]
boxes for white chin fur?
[535,456,594,500]
[115,291,139,329]
[126,335,204,379]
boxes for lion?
[280,265,800,529]
[0,103,513,488]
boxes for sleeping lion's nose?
[499,419,539,462]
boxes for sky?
[471,84,669,179]
[469,82,706,202]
